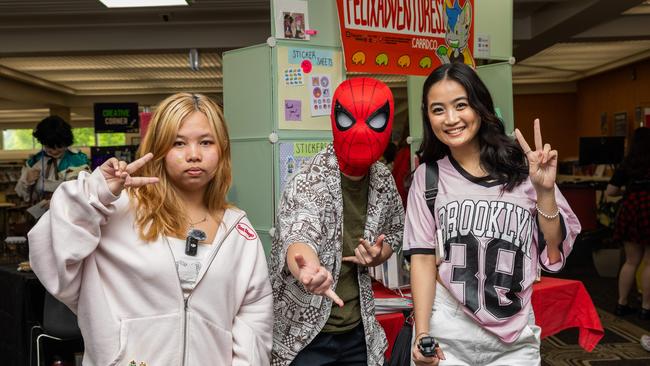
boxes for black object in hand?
[418,336,438,357]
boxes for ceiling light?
[99,0,188,8]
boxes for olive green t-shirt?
[322,173,369,334]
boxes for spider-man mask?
[331,78,394,176]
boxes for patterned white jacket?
[269,144,404,366]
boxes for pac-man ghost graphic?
[419,56,432,68]
[352,51,366,65]
[375,53,389,66]
[397,55,410,68]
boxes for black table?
[0,263,45,366]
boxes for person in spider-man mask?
[270,78,405,366]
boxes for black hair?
[621,127,650,180]
[383,141,398,163]
[397,119,410,149]
[417,62,528,191]
[32,115,74,148]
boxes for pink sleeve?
[28,169,120,310]
[232,236,273,366]
[403,164,437,256]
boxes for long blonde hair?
[128,93,232,241]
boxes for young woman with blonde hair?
[29,92,273,365]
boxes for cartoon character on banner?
[436,0,475,68]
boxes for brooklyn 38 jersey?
[404,156,581,343]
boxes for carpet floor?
[541,308,650,365]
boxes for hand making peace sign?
[99,152,160,196]
[514,118,558,193]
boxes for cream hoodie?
[29,169,273,365]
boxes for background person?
[382,141,398,171]
[607,127,650,318]
[391,122,412,206]
[15,115,90,206]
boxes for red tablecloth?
[530,277,604,352]
[373,282,409,360]
[375,277,604,357]
[376,312,405,360]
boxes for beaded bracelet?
[535,203,560,220]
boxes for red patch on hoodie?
[236,223,257,240]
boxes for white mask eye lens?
[336,112,354,130]
[367,113,387,130]
[366,102,391,132]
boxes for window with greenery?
[2,129,39,150]
[3,128,126,150]
[73,128,126,147]
[72,127,95,147]
[97,132,126,146]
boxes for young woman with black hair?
[404,62,581,365]
[607,127,650,318]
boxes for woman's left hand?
[514,118,558,193]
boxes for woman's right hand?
[412,333,445,366]
[99,153,160,196]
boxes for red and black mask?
[331,78,394,176]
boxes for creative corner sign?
[336,0,475,76]
[93,103,139,133]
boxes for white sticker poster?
[309,74,332,117]
[475,33,490,59]
[283,67,304,86]
[278,141,329,191]
[277,45,343,130]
